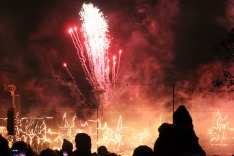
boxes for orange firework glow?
[208,110,234,146]
[0,111,163,155]
[2,108,234,155]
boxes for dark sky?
[0,0,232,112]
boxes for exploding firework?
[68,3,121,106]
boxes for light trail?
[63,62,86,102]
[116,50,122,84]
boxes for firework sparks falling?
[68,3,121,100]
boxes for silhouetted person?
[0,135,10,156]
[154,105,206,156]
[58,139,73,156]
[73,133,93,156]
[39,148,57,156]
[11,140,35,156]
[173,105,193,127]
[97,146,109,156]
[133,145,153,156]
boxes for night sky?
[0,0,232,113]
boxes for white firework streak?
[68,3,122,103]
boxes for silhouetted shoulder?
[0,135,10,156]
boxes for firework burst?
[68,3,121,103]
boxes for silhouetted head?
[173,105,193,127]
[62,139,73,152]
[132,145,153,156]
[75,133,91,152]
[11,140,35,156]
[39,148,57,156]
[98,146,109,156]
[11,141,28,155]
[0,135,10,156]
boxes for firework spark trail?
[63,63,86,102]
[68,28,96,88]
[68,3,109,90]
[116,50,122,83]
[112,55,116,87]
[69,3,122,102]
[80,3,110,90]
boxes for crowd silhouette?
[0,105,206,156]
